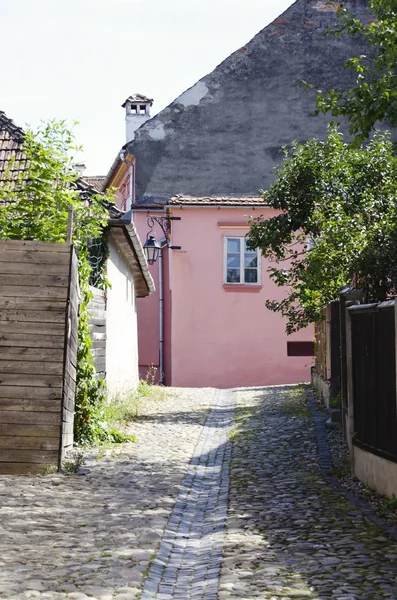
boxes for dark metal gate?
[349,302,397,461]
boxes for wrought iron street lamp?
[143,214,181,265]
[143,235,162,265]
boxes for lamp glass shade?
[143,235,161,265]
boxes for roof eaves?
[108,214,154,296]
[169,195,269,207]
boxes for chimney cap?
[122,94,153,108]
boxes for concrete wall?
[311,369,331,406]
[106,238,139,396]
[354,445,397,498]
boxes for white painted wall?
[106,238,139,397]
[126,113,151,143]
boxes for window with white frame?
[224,237,260,284]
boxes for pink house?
[104,157,313,387]
[133,200,313,388]
[100,0,368,387]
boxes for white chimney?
[74,162,86,177]
[122,93,153,143]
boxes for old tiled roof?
[0,111,119,220]
[170,195,268,206]
[121,94,153,108]
[81,176,106,193]
[0,111,28,183]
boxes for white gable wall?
[106,238,140,397]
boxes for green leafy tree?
[314,0,397,143]
[247,127,397,333]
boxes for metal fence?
[349,301,397,461]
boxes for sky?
[1,0,295,175]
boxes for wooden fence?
[0,240,79,473]
[88,286,106,379]
[348,301,397,461]
[313,301,341,401]
[314,308,327,380]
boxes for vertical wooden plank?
[60,247,80,465]
[88,286,106,378]
[329,300,341,399]
[66,207,74,243]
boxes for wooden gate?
[0,240,79,473]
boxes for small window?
[131,105,138,114]
[224,237,260,284]
[140,105,146,115]
[287,341,315,356]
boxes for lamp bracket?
[147,215,181,243]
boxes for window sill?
[223,284,262,293]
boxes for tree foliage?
[247,127,397,333]
[315,0,397,143]
[0,121,107,243]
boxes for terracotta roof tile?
[170,195,268,206]
[121,94,153,108]
[0,111,28,185]
[81,176,106,193]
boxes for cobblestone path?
[220,386,397,600]
[2,385,397,600]
[0,388,214,600]
[140,390,234,600]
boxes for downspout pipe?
[158,238,167,385]
[119,148,135,211]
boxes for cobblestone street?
[1,386,397,600]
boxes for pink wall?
[134,214,165,384]
[168,207,313,388]
[112,179,165,382]
[121,189,313,389]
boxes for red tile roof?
[0,111,28,184]
[121,94,153,108]
[81,176,106,193]
[170,195,268,206]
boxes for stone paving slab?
[220,385,397,600]
[0,388,214,600]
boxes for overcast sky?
[1,0,295,175]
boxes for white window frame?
[223,236,261,285]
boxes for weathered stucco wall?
[128,0,371,202]
[106,238,139,396]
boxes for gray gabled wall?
[127,0,371,203]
